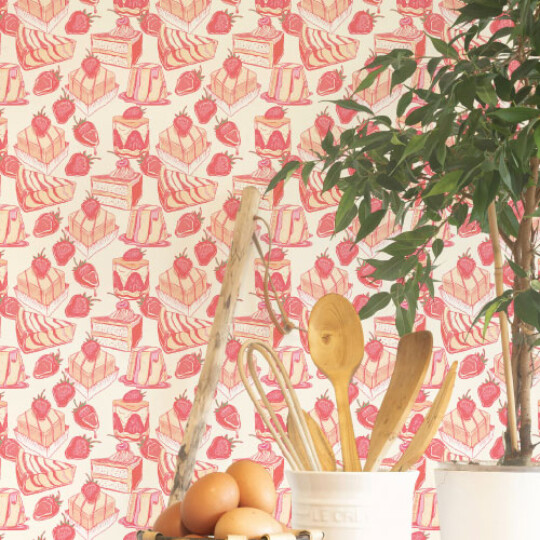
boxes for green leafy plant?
[267,0,540,464]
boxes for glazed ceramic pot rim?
[436,460,540,473]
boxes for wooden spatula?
[308,294,364,472]
[363,331,433,472]
[392,361,457,472]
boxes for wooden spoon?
[392,361,457,472]
[287,410,336,471]
[308,294,364,472]
[363,330,433,472]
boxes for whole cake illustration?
[354,339,396,399]
[67,336,119,400]
[0,488,28,530]
[156,250,211,316]
[0,63,29,105]
[156,111,210,175]
[112,389,149,442]
[121,488,164,529]
[262,63,312,105]
[66,54,118,116]
[120,63,170,105]
[0,347,28,389]
[16,450,76,494]
[121,204,171,247]
[0,205,29,247]
[297,0,352,31]
[232,17,284,69]
[91,158,143,210]
[91,300,143,352]
[158,25,217,70]
[112,248,149,300]
[16,25,76,70]
[16,167,75,212]
[207,194,243,250]
[91,441,142,493]
[120,346,170,388]
[232,159,283,211]
[352,56,399,112]
[14,251,68,316]
[67,195,118,258]
[207,54,260,116]
[91,16,143,69]
[254,247,291,300]
[297,109,342,162]
[14,0,69,32]
[14,393,69,457]
[67,479,119,539]
[156,0,211,32]
[374,16,426,59]
[14,109,69,175]
[112,107,149,159]
[254,106,291,159]
[299,26,359,70]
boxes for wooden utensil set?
[238,293,457,473]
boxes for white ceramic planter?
[435,462,540,540]
[286,470,418,540]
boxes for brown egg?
[181,472,240,535]
[214,507,283,539]
[153,501,189,538]
[226,459,277,514]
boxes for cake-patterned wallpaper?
[0,0,536,538]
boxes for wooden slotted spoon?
[308,294,364,472]
[392,361,458,472]
[363,330,433,472]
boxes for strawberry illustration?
[52,233,75,266]
[173,250,193,278]
[348,10,378,34]
[52,515,75,540]
[0,295,19,319]
[223,54,242,79]
[33,493,62,521]
[32,251,51,278]
[215,260,227,283]
[73,260,99,294]
[226,338,241,360]
[456,392,476,421]
[206,435,237,459]
[52,91,76,124]
[206,294,219,317]
[214,118,241,151]
[314,250,334,278]
[348,381,359,403]
[33,352,62,379]
[82,196,100,220]
[81,479,100,502]
[478,376,500,407]
[458,216,481,238]
[422,296,445,320]
[194,92,218,124]
[123,389,144,403]
[81,336,100,360]
[173,109,193,137]
[336,237,359,266]
[356,401,378,428]
[138,295,162,319]
[194,235,217,266]
[137,153,163,177]
[173,391,192,420]
[33,211,62,238]
[223,193,241,219]
[32,393,51,420]
[81,54,100,79]
[489,436,505,460]
[175,351,202,379]
[52,375,76,407]
[284,296,304,319]
[0,154,21,177]
[423,12,446,38]
[498,404,508,426]
[215,402,241,433]
[0,437,20,461]
[65,293,97,318]
[357,261,381,288]
[317,212,335,238]
[336,95,358,124]
[502,262,514,287]
[138,437,162,461]
[0,12,20,36]
[477,238,494,266]
[458,351,486,379]
[138,11,162,35]
[32,109,51,137]
[206,10,237,34]
[175,210,203,238]
[73,401,99,434]
[352,294,370,313]
[316,68,344,96]
[33,68,61,96]
[73,118,99,151]
[175,68,203,96]
[65,151,97,176]
[365,338,384,362]
[65,435,97,459]
[356,435,370,459]
[65,9,96,34]
[490,13,515,33]
[206,151,237,176]
[314,391,334,420]
[314,109,335,138]
[281,12,303,36]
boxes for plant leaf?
[301,161,316,186]
[332,99,373,114]
[354,209,386,242]
[359,292,392,319]
[334,186,357,233]
[429,36,460,60]
[432,238,444,258]
[322,162,343,192]
[423,170,462,198]
[489,107,540,123]
[266,161,300,192]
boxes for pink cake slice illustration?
[112,107,149,159]
[112,389,149,442]
[354,339,396,399]
[299,170,341,212]
[0,254,6,296]
[120,346,170,388]
[207,194,243,252]
[16,167,75,212]
[0,205,29,247]
[91,441,142,493]
[120,204,171,247]
[233,159,283,212]
[413,488,439,530]
[16,26,75,70]
[120,488,164,529]
[374,313,426,349]
[158,309,211,353]
[14,0,69,33]
[0,398,7,435]
[0,347,28,389]
[260,346,311,389]
[422,347,449,389]
[0,63,29,105]
[218,338,261,400]
[158,450,217,494]
[158,167,217,212]
[113,248,149,300]
[262,63,312,105]
[309,399,339,449]
[374,16,426,59]
[297,0,352,32]
[254,247,291,300]
[120,63,170,106]
[0,488,28,530]
[158,25,217,70]
[297,110,342,163]
[255,107,291,160]
[233,301,285,349]
[16,309,75,354]
[299,26,359,70]
[156,0,211,32]
[265,204,311,247]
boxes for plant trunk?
[502,156,539,465]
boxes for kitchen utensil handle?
[336,384,362,472]
[168,187,261,505]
